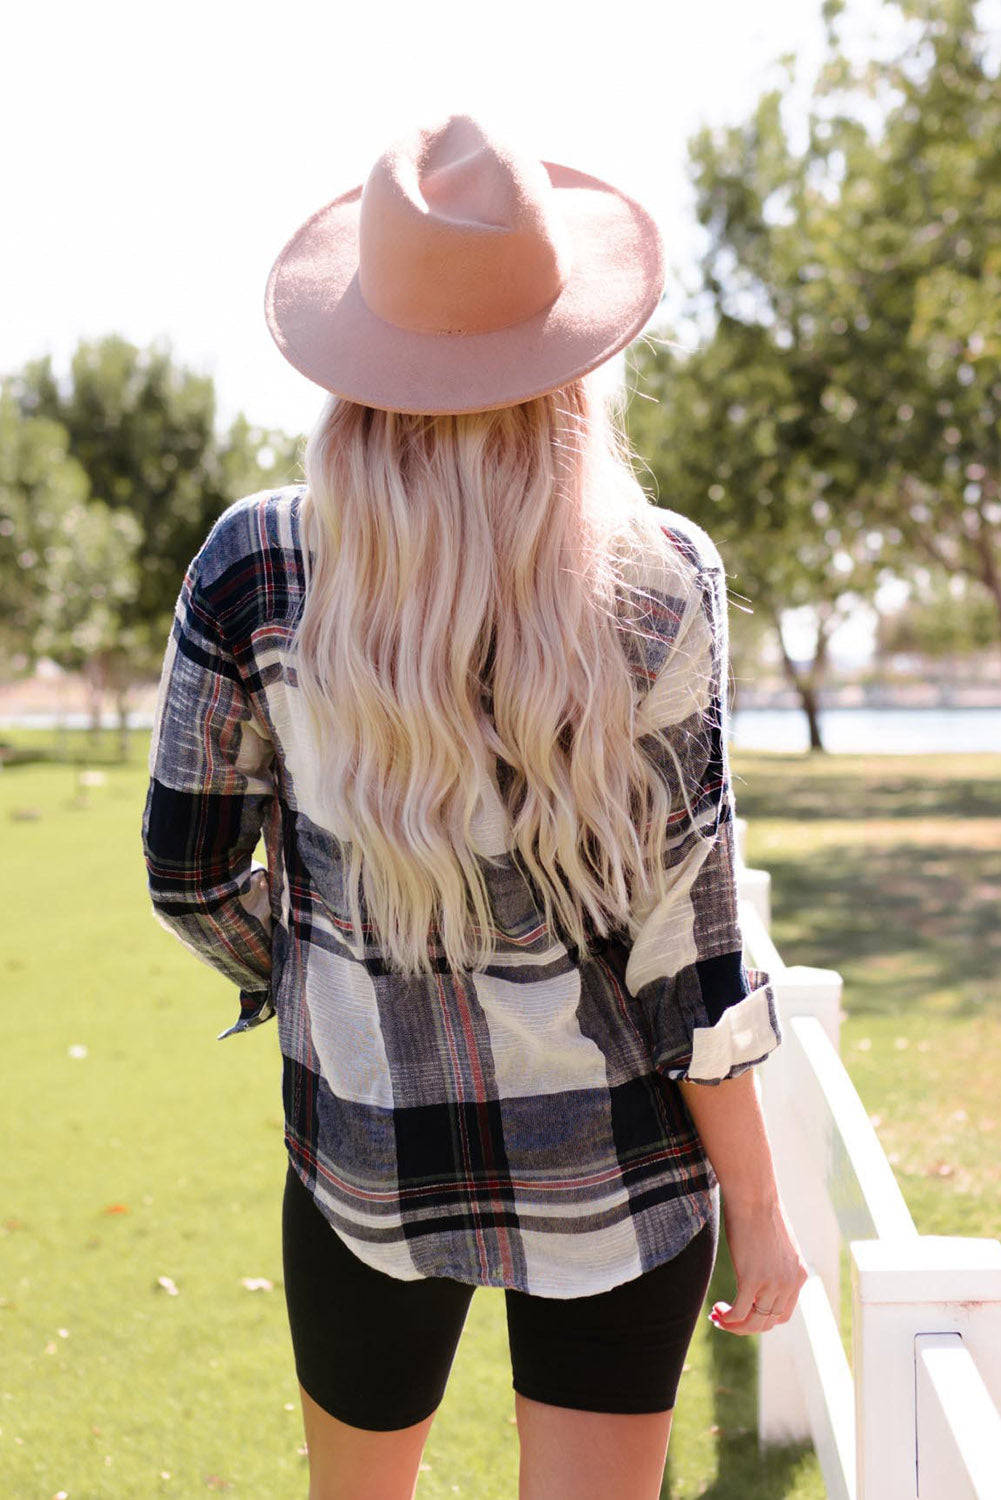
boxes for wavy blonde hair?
[292,372,696,976]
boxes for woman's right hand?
[710,1193,808,1335]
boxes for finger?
[728,1308,781,1336]
[757,1268,809,1329]
[711,1308,771,1337]
[713,1284,777,1328]
[709,1299,747,1329]
[744,1284,801,1331]
[713,1288,784,1333]
[712,1285,760,1327]
[766,1291,797,1326]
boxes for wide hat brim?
[264,162,664,415]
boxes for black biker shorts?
[282,1164,718,1431]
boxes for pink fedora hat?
[264,114,665,415]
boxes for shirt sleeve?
[141,548,277,1039]
[623,559,781,1085]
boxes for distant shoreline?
[3,704,999,756]
[731,705,1000,754]
[1,671,998,721]
[735,687,1000,712]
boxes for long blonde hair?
[292,372,696,976]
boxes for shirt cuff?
[217,988,276,1039]
[663,968,781,1085]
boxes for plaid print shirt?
[142,485,780,1296]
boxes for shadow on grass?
[731,755,1001,823]
[662,1237,816,1499]
[0,726,139,767]
[763,841,1001,1016]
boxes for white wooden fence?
[735,821,1001,1500]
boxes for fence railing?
[735,821,1001,1500]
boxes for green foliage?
[34,498,143,669]
[627,0,1001,748]
[875,570,998,655]
[813,4,1001,603]
[14,335,301,646]
[2,335,302,722]
[220,411,305,504]
[0,386,90,672]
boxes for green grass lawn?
[734,751,1001,1238]
[1,734,996,1498]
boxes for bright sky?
[3,0,864,435]
[1,0,943,658]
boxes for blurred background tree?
[0,387,91,674]
[3,336,301,753]
[875,568,997,658]
[33,499,143,758]
[628,0,1001,748]
[627,319,884,749]
[817,0,1001,627]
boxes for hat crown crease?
[357,115,572,336]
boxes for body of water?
[731,706,1000,754]
[2,704,999,754]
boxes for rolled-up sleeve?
[141,550,277,1037]
[624,560,781,1085]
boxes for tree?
[628,0,1001,751]
[34,499,143,755]
[875,569,997,658]
[0,384,90,675]
[7,335,302,745]
[14,336,301,631]
[811,0,1001,645]
[220,411,304,503]
[628,326,884,750]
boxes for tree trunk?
[115,687,130,763]
[769,605,828,753]
[84,655,106,747]
[53,672,70,762]
[973,531,1001,678]
[54,709,69,763]
[798,679,825,752]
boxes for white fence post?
[756,964,844,1446]
[915,1333,1001,1498]
[852,1237,1001,1499]
[737,828,1001,1492]
[734,816,771,928]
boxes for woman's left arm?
[679,1070,808,1333]
[624,546,805,1329]
[624,559,782,1085]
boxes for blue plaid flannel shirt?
[141,486,780,1296]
